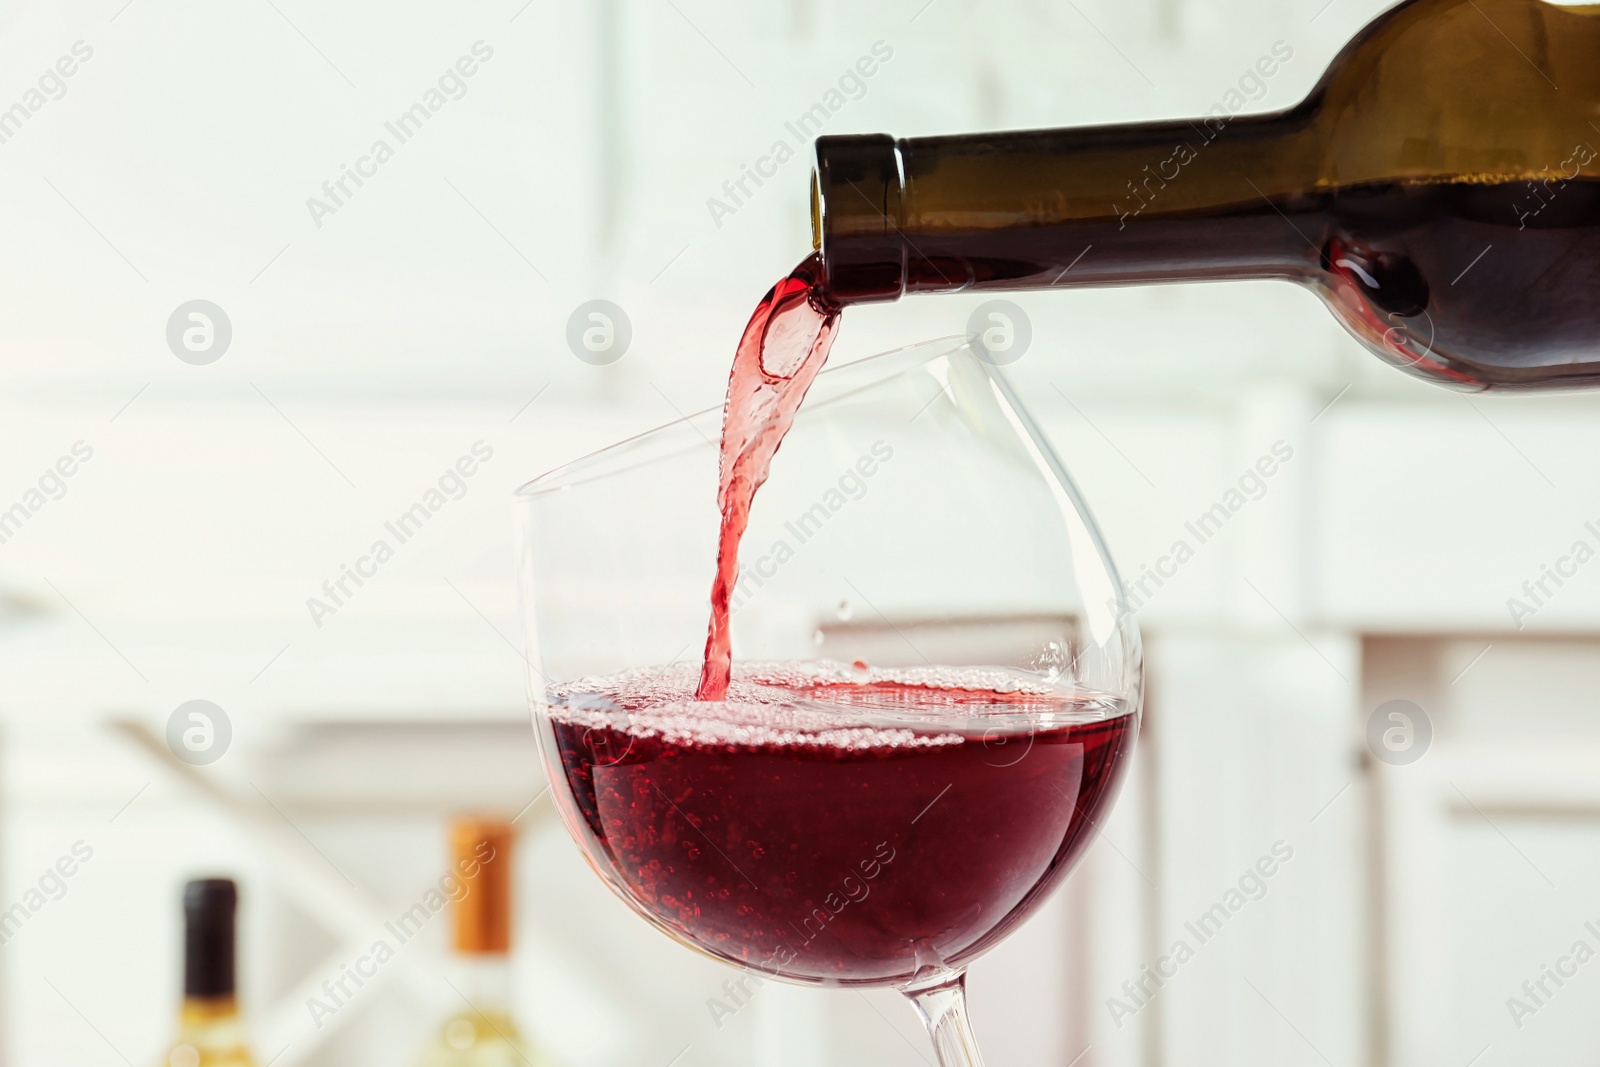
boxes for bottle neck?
[812,113,1321,303]
[448,951,513,1014]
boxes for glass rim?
[514,333,973,499]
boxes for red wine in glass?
[511,246,1143,1067]
[549,665,1135,985]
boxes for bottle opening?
[811,133,907,305]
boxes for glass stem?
[905,972,986,1067]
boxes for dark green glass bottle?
[811,0,1600,389]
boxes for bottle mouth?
[810,134,908,304]
[810,170,823,252]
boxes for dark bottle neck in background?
[184,878,238,999]
[811,116,1321,305]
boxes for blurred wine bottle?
[414,818,548,1067]
[164,878,256,1067]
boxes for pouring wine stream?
[696,252,840,701]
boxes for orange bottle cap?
[451,817,515,954]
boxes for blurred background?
[2,0,1599,1064]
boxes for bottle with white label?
[414,819,549,1067]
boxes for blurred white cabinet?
[1368,638,1600,1067]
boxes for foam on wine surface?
[553,661,1125,746]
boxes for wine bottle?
[811,0,1600,390]
[414,818,547,1067]
[164,879,256,1067]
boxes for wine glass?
[514,336,1142,1067]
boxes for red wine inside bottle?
[1317,175,1600,386]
